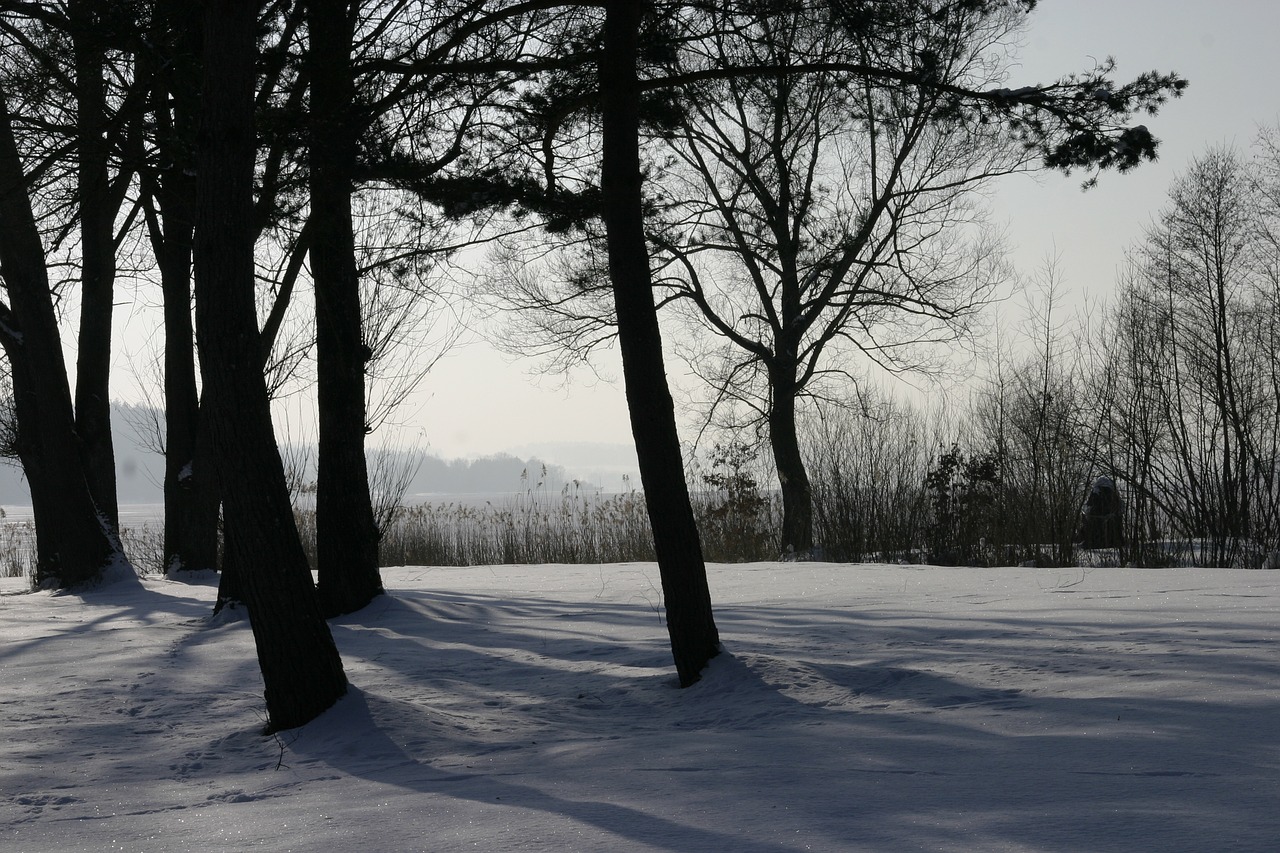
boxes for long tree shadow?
[285,685,802,853]
[0,573,219,665]
[310,584,1280,851]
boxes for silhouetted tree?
[195,0,346,732]
[307,0,384,616]
[493,1,1184,560]
[69,0,131,535]
[133,0,221,576]
[600,0,720,685]
[0,83,125,587]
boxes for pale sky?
[412,1,1280,465]
[105,2,1280,474]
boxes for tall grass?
[299,475,783,568]
[0,521,36,579]
[805,400,932,563]
[377,486,657,566]
[1,473,783,582]
[9,390,1274,577]
[0,519,167,580]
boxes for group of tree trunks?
[0,1,1182,728]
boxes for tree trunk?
[0,86,122,589]
[308,0,383,617]
[196,0,346,732]
[147,0,220,576]
[768,364,814,556]
[600,1,719,687]
[158,208,220,576]
[71,0,121,533]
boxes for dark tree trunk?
[146,0,220,576]
[600,1,719,687]
[214,493,246,615]
[0,88,122,589]
[70,0,121,533]
[307,0,383,617]
[196,0,346,732]
[768,364,814,556]
[158,208,220,576]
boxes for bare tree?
[1090,146,1279,565]
[491,1,1184,559]
[646,5,1024,555]
[804,390,932,562]
[1149,149,1256,563]
[1085,267,1172,564]
[971,259,1092,564]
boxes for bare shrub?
[804,397,932,563]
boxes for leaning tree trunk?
[308,0,383,617]
[768,364,814,557]
[600,0,719,687]
[195,0,346,732]
[0,86,122,589]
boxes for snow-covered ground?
[2,562,1277,852]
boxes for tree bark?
[158,204,220,577]
[0,87,122,589]
[600,1,719,687]
[196,0,346,732]
[146,0,220,576]
[70,0,121,534]
[308,0,383,617]
[768,362,814,556]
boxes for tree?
[970,259,1093,565]
[804,391,931,562]
[194,0,346,732]
[489,1,1184,560]
[1091,146,1276,566]
[303,0,725,683]
[307,0,383,616]
[0,82,125,587]
[600,0,720,685]
[264,0,502,613]
[133,0,221,576]
[1086,272,1169,564]
[1159,149,1257,558]
[648,4,1020,555]
[0,1,139,587]
[68,0,133,536]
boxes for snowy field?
[1,562,1277,852]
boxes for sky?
[95,2,1280,479]
[3,561,1278,851]
[399,0,1280,468]
[994,0,1280,301]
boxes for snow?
[2,562,1277,852]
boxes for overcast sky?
[110,3,1280,472]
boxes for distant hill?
[507,441,639,493]
[0,403,633,508]
[0,402,164,507]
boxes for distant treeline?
[361,448,582,498]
